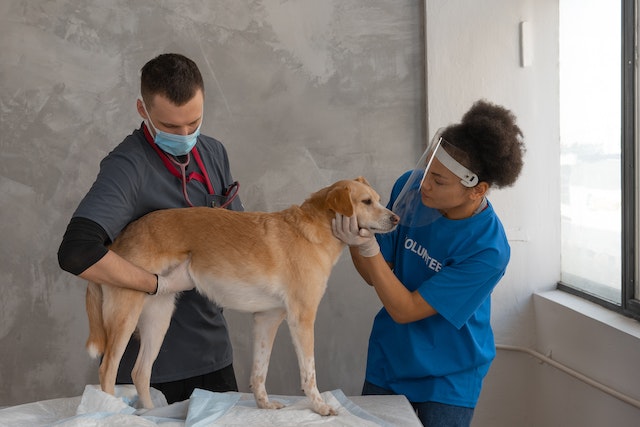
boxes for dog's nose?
[390,213,400,224]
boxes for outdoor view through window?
[560,0,621,303]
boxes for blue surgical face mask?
[141,99,202,156]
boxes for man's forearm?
[79,250,157,294]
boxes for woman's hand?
[332,213,380,257]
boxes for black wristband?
[147,274,159,295]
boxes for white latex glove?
[151,258,195,295]
[332,213,380,257]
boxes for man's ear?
[136,98,148,120]
[326,185,354,217]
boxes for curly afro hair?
[441,100,525,188]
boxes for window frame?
[557,0,639,320]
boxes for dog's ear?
[355,176,371,187]
[326,185,354,217]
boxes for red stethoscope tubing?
[220,180,240,209]
[142,124,239,209]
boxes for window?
[558,0,638,318]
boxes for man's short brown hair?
[140,53,204,107]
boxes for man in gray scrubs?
[58,53,242,403]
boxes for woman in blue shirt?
[333,100,525,426]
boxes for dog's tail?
[85,282,106,359]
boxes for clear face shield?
[392,128,479,227]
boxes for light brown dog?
[85,177,399,415]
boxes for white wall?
[531,292,640,426]
[424,1,640,426]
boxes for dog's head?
[326,177,399,234]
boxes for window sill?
[535,289,640,339]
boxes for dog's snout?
[390,213,400,225]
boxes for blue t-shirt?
[74,124,242,383]
[367,171,510,407]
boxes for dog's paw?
[258,399,285,410]
[313,402,337,416]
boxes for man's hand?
[332,214,380,257]
[153,257,195,295]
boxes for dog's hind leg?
[250,308,286,410]
[131,294,176,408]
[99,289,145,397]
[85,282,106,359]
[287,305,337,416]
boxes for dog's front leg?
[287,310,337,416]
[250,309,286,410]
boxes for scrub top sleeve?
[73,149,143,242]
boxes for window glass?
[559,0,622,303]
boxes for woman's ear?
[470,182,490,200]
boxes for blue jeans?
[362,380,474,427]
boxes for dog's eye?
[362,198,373,205]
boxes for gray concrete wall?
[0,0,424,405]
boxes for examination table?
[0,385,422,426]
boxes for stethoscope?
[142,123,239,209]
[167,154,239,209]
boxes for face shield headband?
[435,139,479,188]
[391,128,479,227]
